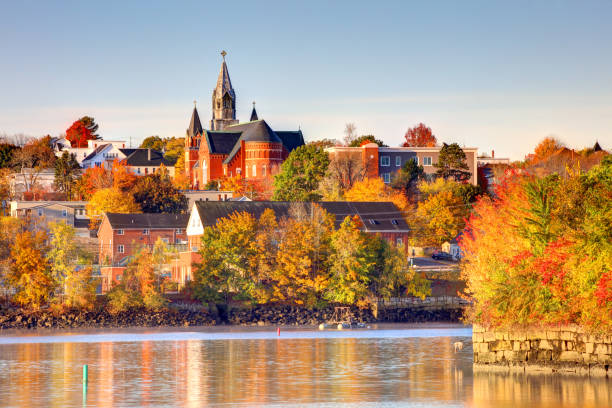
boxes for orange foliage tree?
[65,116,99,148]
[344,177,409,211]
[532,136,564,163]
[402,123,437,147]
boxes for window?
[176,228,183,234]
[423,156,432,166]
[391,219,398,225]
[380,156,390,166]
[262,165,266,176]
[118,244,124,254]
[161,238,169,244]
[137,168,141,174]
[117,229,124,235]
[413,157,419,165]
[383,173,391,183]
[37,209,43,217]
[143,229,149,235]
[396,156,401,166]
[203,160,207,169]
[252,164,256,177]
[396,237,403,246]
[62,209,67,217]
[368,219,379,225]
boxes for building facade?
[326,143,479,186]
[10,200,91,236]
[185,53,304,189]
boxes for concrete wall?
[473,325,612,377]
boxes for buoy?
[277,327,280,336]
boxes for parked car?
[432,251,455,261]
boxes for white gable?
[186,203,204,236]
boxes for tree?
[391,158,424,195]
[74,166,113,199]
[308,139,340,148]
[320,153,366,199]
[11,136,56,191]
[131,174,187,213]
[86,187,141,229]
[0,168,12,203]
[140,136,164,151]
[0,142,18,168]
[107,241,169,313]
[140,136,184,164]
[273,144,330,201]
[0,217,22,297]
[403,123,437,147]
[47,221,96,308]
[416,190,467,246]
[193,211,259,304]
[435,143,471,182]
[65,116,100,148]
[172,154,190,190]
[249,209,280,303]
[533,136,564,163]
[8,230,53,309]
[343,123,357,146]
[349,135,387,147]
[344,177,409,211]
[54,151,81,199]
[326,216,375,307]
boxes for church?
[185,52,305,189]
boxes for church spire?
[211,50,238,130]
[187,103,203,139]
[250,101,258,121]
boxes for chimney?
[492,150,495,158]
[147,148,152,161]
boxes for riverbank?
[0,303,465,330]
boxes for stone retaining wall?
[473,325,612,377]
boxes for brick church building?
[185,52,304,189]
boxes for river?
[0,323,609,407]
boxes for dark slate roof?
[104,213,189,229]
[187,107,203,139]
[204,131,242,155]
[119,149,173,167]
[250,106,258,121]
[193,201,409,232]
[83,144,110,162]
[214,60,235,100]
[276,131,305,153]
[222,120,282,164]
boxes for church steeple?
[187,103,203,139]
[250,101,258,121]
[210,50,238,130]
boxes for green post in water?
[83,364,88,402]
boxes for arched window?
[252,164,257,177]
[262,165,267,176]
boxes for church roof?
[250,105,258,121]
[204,131,242,155]
[187,107,203,139]
[222,120,283,164]
[213,60,235,100]
[276,131,305,153]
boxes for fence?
[374,296,469,309]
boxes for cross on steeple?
[221,50,227,60]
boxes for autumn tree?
[9,230,53,309]
[415,190,468,246]
[65,116,100,148]
[172,154,190,190]
[349,135,387,147]
[319,153,366,200]
[391,158,424,196]
[107,241,169,312]
[140,136,164,151]
[131,173,187,213]
[435,143,471,182]
[308,139,340,148]
[0,217,22,297]
[54,151,81,199]
[532,136,564,163]
[273,144,330,201]
[86,187,141,228]
[344,177,409,211]
[0,142,18,168]
[74,166,113,199]
[11,136,56,191]
[0,168,12,203]
[403,123,437,147]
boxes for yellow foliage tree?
[86,187,141,229]
[344,177,409,211]
[172,154,190,190]
[9,230,54,309]
[416,190,467,246]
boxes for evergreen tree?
[54,151,81,198]
[434,143,471,182]
[131,173,187,213]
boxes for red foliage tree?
[65,116,99,148]
[402,123,437,147]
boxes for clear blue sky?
[1,0,611,159]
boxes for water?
[0,323,609,407]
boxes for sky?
[1,0,611,160]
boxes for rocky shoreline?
[0,304,464,330]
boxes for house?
[442,233,463,260]
[82,145,174,176]
[9,168,59,198]
[182,190,235,208]
[97,213,189,292]
[55,139,128,166]
[176,200,411,287]
[325,143,479,186]
[9,200,91,237]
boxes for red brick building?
[97,213,189,291]
[185,53,304,189]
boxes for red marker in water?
[277,327,280,336]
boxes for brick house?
[97,213,189,291]
[326,143,479,186]
[177,200,411,287]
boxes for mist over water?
[0,324,609,407]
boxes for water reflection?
[0,329,609,407]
